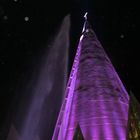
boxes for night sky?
[0,0,139,137]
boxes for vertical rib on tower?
[52,13,129,140]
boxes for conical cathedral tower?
[52,13,130,140]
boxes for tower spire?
[52,12,129,140]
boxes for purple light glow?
[6,15,70,140]
[52,24,129,139]
[52,36,82,140]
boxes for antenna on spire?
[82,12,89,34]
[84,12,88,20]
[82,12,94,35]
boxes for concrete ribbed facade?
[52,20,129,140]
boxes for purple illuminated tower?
[52,13,130,140]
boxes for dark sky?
[0,0,139,134]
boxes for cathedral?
[52,13,140,140]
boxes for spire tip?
[84,12,88,20]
